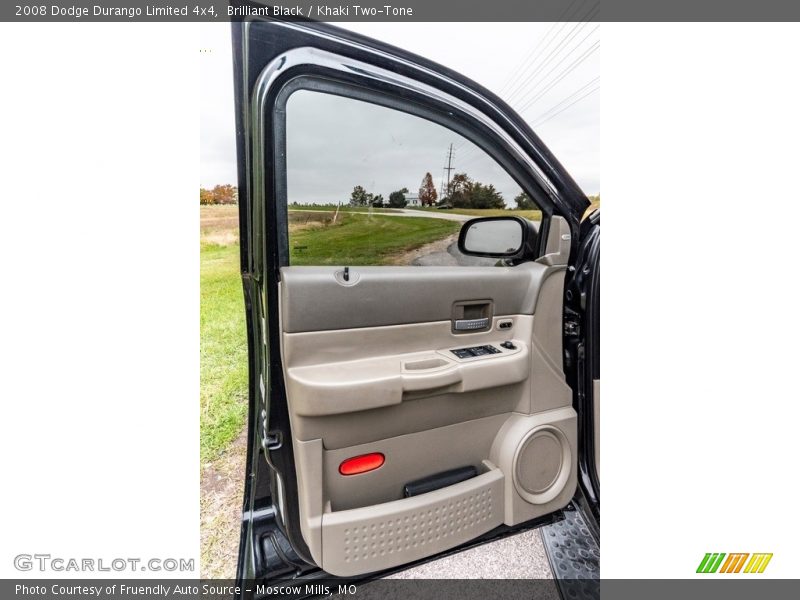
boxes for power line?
[499,0,586,99]
[457,145,496,171]
[497,24,560,97]
[497,0,584,97]
[501,26,569,100]
[504,2,599,105]
[517,41,600,114]
[453,142,486,170]
[529,76,600,123]
[443,143,455,199]
[456,20,599,168]
[453,143,477,164]
[510,20,600,109]
[452,136,483,167]
[458,80,600,171]
[506,26,600,110]
[502,22,572,103]
[531,86,599,129]
[456,83,600,176]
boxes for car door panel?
[233,20,592,580]
[282,311,535,446]
[279,263,549,333]
[320,462,506,576]
[280,260,576,575]
[284,341,531,417]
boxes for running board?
[541,503,599,600]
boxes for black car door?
[231,18,593,582]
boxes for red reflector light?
[339,453,385,476]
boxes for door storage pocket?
[320,464,504,576]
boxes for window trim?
[275,78,548,267]
[262,60,558,268]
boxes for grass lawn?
[200,241,248,463]
[409,206,543,220]
[290,212,460,265]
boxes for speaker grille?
[513,426,571,504]
[516,431,562,493]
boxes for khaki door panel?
[280,265,577,575]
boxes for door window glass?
[285,90,541,266]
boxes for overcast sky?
[199,23,600,198]
[286,90,524,204]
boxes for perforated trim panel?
[321,468,504,576]
[341,488,493,564]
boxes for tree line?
[349,171,519,209]
[200,184,238,205]
[347,172,438,208]
[200,180,596,211]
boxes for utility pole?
[443,143,455,201]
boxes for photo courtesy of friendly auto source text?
[1,1,799,600]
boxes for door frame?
[232,18,593,582]
[564,209,601,528]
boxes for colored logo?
[697,553,772,574]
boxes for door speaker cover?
[513,426,571,504]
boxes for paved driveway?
[395,209,471,222]
[388,528,555,581]
[411,237,498,266]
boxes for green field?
[290,212,460,265]
[200,242,248,463]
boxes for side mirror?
[457,216,537,262]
